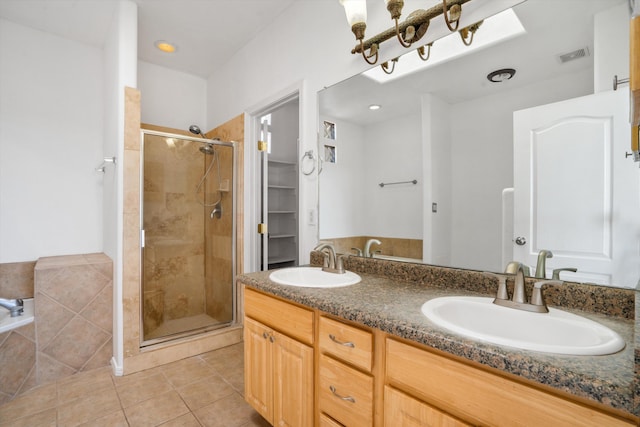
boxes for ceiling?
[0,0,628,122]
[0,0,297,78]
[320,0,628,126]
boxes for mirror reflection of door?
[256,97,300,271]
[513,90,640,285]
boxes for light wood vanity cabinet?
[243,287,636,427]
[244,289,314,427]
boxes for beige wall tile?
[0,261,35,299]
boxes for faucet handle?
[552,268,577,280]
[335,254,349,274]
[483,272,510,300]
[530,280,563,309]
[350,247,363,256]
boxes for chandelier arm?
[417,43,432,61]
[381,60,397,75]
[442,0,461,32]
[360,40,379,65]
[350,0,470,55]
[394,19,414,48]
[460,29,474,46]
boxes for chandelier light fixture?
[339,0,482,73]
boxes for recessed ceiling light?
[155,40,177,53]
[369,104,381,110]
[487,68,516,83]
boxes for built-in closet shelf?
[268,159,297,166]
[268,185,296,190]
[269,211,296,214]
[269,256,297,264]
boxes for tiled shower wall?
[0,253,113,404]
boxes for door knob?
[515,237,527,246]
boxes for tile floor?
[0,342,271,427]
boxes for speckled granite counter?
[238,256,638,419]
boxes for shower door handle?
[141,229,146,248]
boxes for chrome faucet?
[0,298,24,317]
[314,243,346,274]
[363,239,381,257]
[535,250,553,279]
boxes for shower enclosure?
[140,129,236,346]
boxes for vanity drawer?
[319,354,373,427]
[319,413,344,427]
[384,385,471,427]
[386,338,634,427]
[319,316,373,371]
[244,288,314,345]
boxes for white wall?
[102,0,137,375]
[363,114,423,239]
[449,68,593,273]
[0,19,104,263]
[594,2,630,93]
[422,94,452,266]
[138,61,206,131]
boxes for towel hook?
[301,150,316,176]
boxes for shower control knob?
[515,237,527,246]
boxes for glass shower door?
[140,130,236,346]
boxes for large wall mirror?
[319,0,640,288]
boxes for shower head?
[199,144,216,155]
[189,124,207,138]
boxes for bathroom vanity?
[238,256,639,426]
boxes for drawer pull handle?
[329,334,355,348]
[329,385,355,403]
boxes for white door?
[513,90,639,287]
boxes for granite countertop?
[238,263,638,418]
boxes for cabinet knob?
[329,334,355,348]
[269,335,275,343]
[262,332,268,339]
[329,385,356,403]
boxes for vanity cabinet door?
[384,386,471,427]
[244,317,273,423]
[273,330,314,427]
[244,289,315,427]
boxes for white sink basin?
[421,296,625,356]
[269,267,361,288]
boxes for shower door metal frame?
[138,129,238,348]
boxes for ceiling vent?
[557,47,590,64]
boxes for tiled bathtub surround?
[0,253,113,405]
[320,236,422,260]
[242,253,638,418]
[0,322,36,404]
